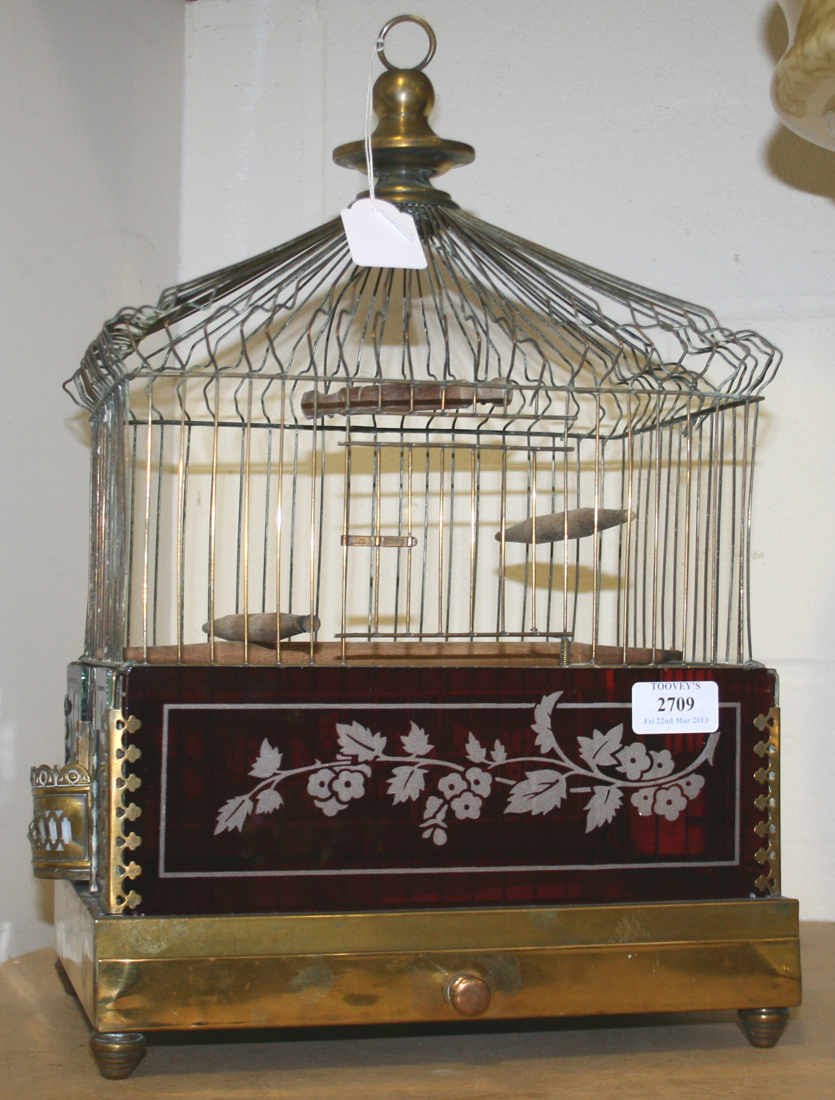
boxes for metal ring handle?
[376,15,437,71]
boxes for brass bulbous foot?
[738,1007,790,1048]
[89,1031,147,1079]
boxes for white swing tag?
[341,198,427,269]
[631,680,719,735]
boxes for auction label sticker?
[631,680,719,734]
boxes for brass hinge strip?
[106,709,143,913]
[753,706,780,895]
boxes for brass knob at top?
[332,17,474,207]
[445,972,492,1017]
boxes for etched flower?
[317,797,343,817]
[438,773,467,798]
[631,788,654,816]
[679,774,705,800]
[617,743,651,780]
[465,767,492,797]
[451,790,482,820]
[331,770,366,803]
[645,749,675,779]
[654,785,688,821]
[308,766,365,817]
[307,768,335,800]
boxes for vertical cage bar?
[207,376,221,664]
[419,442,431,637]
[498,446,508,636]
[591,395,602,660]
[308,416,318,663]
[621,398,635,660]
[406,445,414,634]
[241,379,254,662]
[341,427,351,662]
[530,448,538,635]
[445,441,457,637]
[260,425,273,615]
[274,380,286,662]
[725,407,739,664]
[393,441,405,638]
[373,441,383,635]
[141,383,154,662]
[123,412,138,655]
[650,394,663,658]
[175,380,188,662]
[437,445,445,636]
[469,447,477,638]
[682,403,693,661]
[744,402,760,663]
[692,416,705,661]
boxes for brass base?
[54,881,800,1077]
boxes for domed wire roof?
[66,17,780,440]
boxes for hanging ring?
[376,15,437,71]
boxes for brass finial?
[333,16,475,208]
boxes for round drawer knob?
[446,972,492,1017]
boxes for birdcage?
[31,17,799,1079]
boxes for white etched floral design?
[306,766,368,817]
[215,697,718,843]
[654,785,688,821]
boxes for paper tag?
[340,198,427,269]
[631,680,719,735]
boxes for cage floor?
[123,640,681,666]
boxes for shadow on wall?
[761,3,835,200]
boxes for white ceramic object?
[773,0,835,149]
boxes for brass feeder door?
[118,663,777,917]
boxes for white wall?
[4,0,833,962]
[0,0,184,959]
[180,0,835,919]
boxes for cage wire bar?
[69,206,778,669]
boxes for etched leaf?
[490,740,508,764]
[424,795,443,818]
[249,738,283,778]
[336,721,386,761]
[465,732,488,764]
[401,722,433,757]
[578,724,623,768]
[214,796,253,835]
[505,770,567,816]
[532,691,562,754]
[255,787,284,814]
[388,765,427,804]
[422,795,447,824]
[704,732,720,766]
[583,785,623,833]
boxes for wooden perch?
[301,380,506,417]
[498,507,632,545]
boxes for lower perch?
[204,612,320,644]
